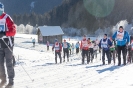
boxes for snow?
[11,34,133,88]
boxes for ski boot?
[5,83,14,88]
[0,79,7,88]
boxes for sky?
[11,34,133,88]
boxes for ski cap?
[119,26,123,29]
[104,34,107,36]
[0,2,4,12]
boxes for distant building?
[36,26,64,44]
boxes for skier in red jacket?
[0,2,16,88]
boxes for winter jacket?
[0,13,16,48]
[62,42,70,49]
[52,42,62,52]
[112,31,130,46]
[32,39,35,43]
[99,38,112,51]
[75,42,80,48]
[0,13,16,36]
[80,38,89,50]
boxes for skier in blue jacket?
[112,26,130,66]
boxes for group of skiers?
[52,26,133,67]
[52,39,80,64]
[80,26,132,66]
[80,35,99,64]
[0,1,133,88]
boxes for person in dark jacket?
[99,34,112,65]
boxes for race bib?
[0,19,5,32]
[63,43,67,48]
[116,31,124,41]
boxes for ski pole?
[2,38,34,82]
[1,38,13,53]
[18,55,34,82]
[100,49,101,60]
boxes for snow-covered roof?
[38,26,64,36]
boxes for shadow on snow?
[96,65,122,73]
[32,63,56,67]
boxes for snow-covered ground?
[12,34,133,88]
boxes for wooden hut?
[37,26,64,44]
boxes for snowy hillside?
[12,34,133,88]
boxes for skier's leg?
[0,49,6,87]
[55,51,57,64]
[67,49,69,62]
[102,49,106,65]
[122,45,126,65]
[88,50,90,63]
[76,48,78,54]
[63,49,65,62]
[90,48,94,62]
[5,48,15,86]
[86,50,89,64]
[77,48,79,54]
[82,50,85,64]
[106,50,111,64]
[58,52,62,64]
[117,46,122,66]
[113,50,116,65]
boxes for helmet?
[0,2,4,12]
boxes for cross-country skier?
[62,39,70,62]
[112,26,130,66]
[93,41,99,59]
[0,2,16,88]
[75,41,80,54]
[89,41,94,63]
[80,35,90,64]
[32,38,35,47]
[109,37,116,65]
[99,34,112,65]
[47,41,50,51]
[52,39,62,64]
